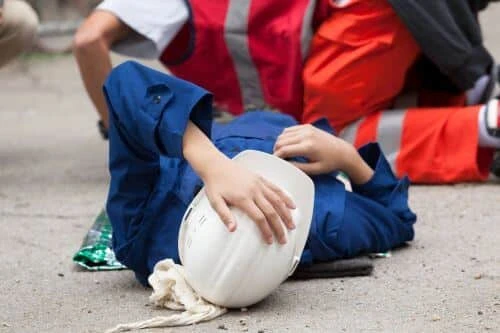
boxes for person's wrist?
[185,143,228,179]
[198,151,229,180]
[341,147,373,185]
[336,143,358,172]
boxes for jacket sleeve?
[387,0,493,90]
[334,143,417,256]
[103,61,213,263]
[104,61,213,159]
[351,143,415,223]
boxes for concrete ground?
[1,7,500,333]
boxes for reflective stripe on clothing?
[301,0,318,59]
[343,111,404,171]
[164,0,320,118]
[340,118,361,145]
[224,0,265,109]
[376,110,405,171]
[341,106,494,183]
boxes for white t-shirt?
[97,0,189,59]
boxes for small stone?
[144,303,150,307]
[57,273,64,277]
[331,288,336,292]
[239,319,247,326]
[258,330,265,333]
[94,280,100,285]
[218,324,227,330]
[15,279,20,283]
[87,310,92,314]
[241,328,248,332]
[474,274,483,280]
[478,311,483,315]
[431,315,441,322]
[2,323,10,327]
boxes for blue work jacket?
[104,61,417,286]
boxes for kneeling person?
[0,0,38,67]
[105,62,417,286]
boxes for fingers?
[229,178,296,244]
[261,185,295,232]
[209,194,237,232]
[256,178,297,244]
[255,194,287,244]
[273,133,302,152]
[242,200,274,244]
[282,124,309,134]
[261,177,295,209]
[274,125,317,159]
[290,161,324,175]
[208,170,298,245]
[274,142,309,159]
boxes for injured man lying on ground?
[103,61,417,305]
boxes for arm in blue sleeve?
[351,143,415,224]
[306,143,417,262]
[334,143,417,256]
[332,188,416,258]
[104,61,213,159]
[103,61,213,254]
[319,143,417,259]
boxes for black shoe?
[290,257,373,279]
[97,120,108,140]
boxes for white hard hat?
[178,150,315,308]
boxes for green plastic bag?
[73,209,126,271]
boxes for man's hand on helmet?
[183,120,296,245]
[201,157,296,245]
